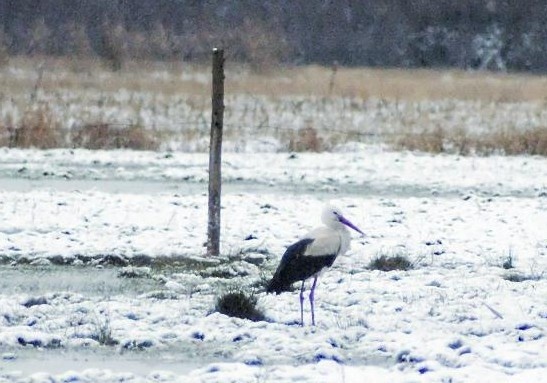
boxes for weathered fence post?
[207,48,224,256]
[328,61,338,96]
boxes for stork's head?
[321,205,364,235]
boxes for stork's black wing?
[266,238,336,294]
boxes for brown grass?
[71,123,158,150]
[0,117,158,151]
[2,57,547,154]
[288,126,323,152]
[228,65,547,102]
[4,56,547,101]
[486,128,547,155]
[395,126,547,156]
[0,106,62,149]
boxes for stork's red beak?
[339,215,364,235]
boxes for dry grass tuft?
[484,127,547,156]
[288,126,323,152]
[1,107,62,149]
[215,289,265,322]
[71,124,159,150]
[0,116,159,151]
[395,126,547,156]
[503,272,543,283]
[394,127,446,154]
[368,254,413,272]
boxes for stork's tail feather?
[266,276,291,294]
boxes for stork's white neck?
[337,225,351,256]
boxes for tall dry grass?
[1,57,547,154]
[394,126,547,156]
[226,65,547,102]
[0,106,61,149]
[5,57,547,101]
[71,124,158,150]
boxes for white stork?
[267,205,364,326]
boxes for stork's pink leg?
[309,276,318,326]
[299,280,306,326]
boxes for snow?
[0,146,545,382]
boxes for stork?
[266,205,364,326]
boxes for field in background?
[1,57,547,154]
[1,57,546,381]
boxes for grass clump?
[501,254,515,270]
[395,126,547,156]
[91,314,119,346]
[2,107,63,149]
[1,118,159,151]
[503,273,527,283]
[215,289,265,322]
[71,123,158,150]
[394,127,446,154]
[485,127,547,156]
[503,272,543,283]
[288,126,323,152]
[368,254,413,272]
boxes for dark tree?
[0,0,546,72]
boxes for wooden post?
[328,61,338,96]
[207,48,224,256]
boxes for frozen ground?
[0,145,546,382]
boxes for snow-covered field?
[0,146,545,382]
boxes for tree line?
[1,0,546,72]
